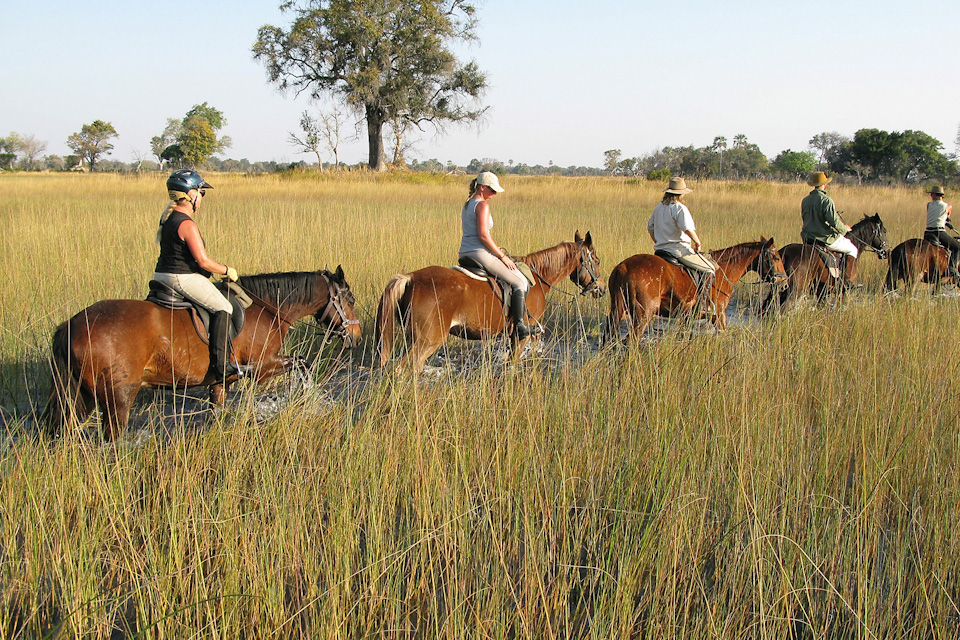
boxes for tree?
[150,118,182,166]
[155,104,231,168]
[603,149,622,174]
[712,136,727,178]
[289,110,326,169]
[771,149,817,182]
[66,120,118,171]
[16,134,46,170]
[808,131,849,169]
[253,0,488,171]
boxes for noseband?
[761,246,787,283]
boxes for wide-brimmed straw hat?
[807,171,832,187]
[664,177,693,195]
[476,171,504,193]
[929,185,945,196]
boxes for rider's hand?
[502,255,517,270]
[225,266,239,282]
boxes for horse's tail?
[601,264,629,345]
[884,243,906,292]
[41,321,86,436]
[375,274,411,367]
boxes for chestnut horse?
[376,231,604,372]
[884,238,953,294]
[762,214,889,312]
[43,266,362,440]
[602,237,787,345]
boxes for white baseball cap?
[476,171,504,193]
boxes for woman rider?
[458,171,537,338]
[923,185,960,278]
[647,177,718,316]
[153,169,241,380]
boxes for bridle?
[849,219,889,259]
[760,244,787,283]
[314,273,360,339]
[573,244,603,296]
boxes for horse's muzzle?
[585,279,607,298]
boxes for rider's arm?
[179,219,229,276]
[822,197,851,234]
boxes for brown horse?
[602,237,787,345]
[376,231,604,372]
[762,214,889,312]
[884,238,953,294]
[43,266,362,440]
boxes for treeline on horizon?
[2,126,959,187]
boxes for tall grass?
[0,172,957,637]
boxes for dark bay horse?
[43,266,362,440]
[376,231,604,372]
[884,238,952,294]
[602,237,786,345]
[762,214,889,312]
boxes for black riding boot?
[949,249,960,279]
[509,289,536,339]
[209,311,241,380]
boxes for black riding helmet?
[166,169,213,200]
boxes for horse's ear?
[759,234,767,242]
[335,264,345,280]
[574,230,583,244]
[584,230,592,245]
[768,236,775,245]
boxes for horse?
[762,214,889,312]
[884,238,953,294]
[602,237,787,345]
[43,266,362,441]
[375,231,604,373]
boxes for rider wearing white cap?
[458,171,537,338]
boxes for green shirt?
[800,188,846,245]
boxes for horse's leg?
[99,381,139,441]
[627,293,656,346]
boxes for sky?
[3,0,959,168]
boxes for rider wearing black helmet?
[153,169,241,380]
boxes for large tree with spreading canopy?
[253,0,488,171]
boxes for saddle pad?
[517,262,535,286]
[808,243,842,279]
[451,265,487,281]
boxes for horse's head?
[316,265,362,348]
[850,213,889,260]
[572,230,606,298]
[756,236,788,286]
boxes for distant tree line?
[604,128,960,186]
[3,121,958,185]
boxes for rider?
[458,171,538,339]
[923,185,960,278]
[647,177,718,316]
[153,169,241,380]
[801,171,857,286]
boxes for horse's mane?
[709,241,764,265]
[237,270,329,308]
[519,242,577,273]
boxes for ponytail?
[155,201,177,244]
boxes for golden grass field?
[0,171,958,637]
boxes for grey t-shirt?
[459,198,493,255]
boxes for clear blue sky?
[3,0,959,168]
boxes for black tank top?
[155,210,210,276]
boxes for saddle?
[802,240,843,280]
[453,256,536,315]
[654,250,711,288]
[146,280,248,345]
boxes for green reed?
[0,172,957,637]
